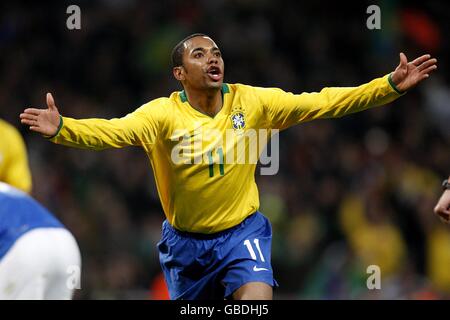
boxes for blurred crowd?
[0,0,449,299]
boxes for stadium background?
[1,0,449,299]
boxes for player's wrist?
[388,73,405,95]
[45,115,64,139]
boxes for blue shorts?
[157,211,278,300]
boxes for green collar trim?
[179,90,187,103]
[179,83,229,103]
[222,83,229,94]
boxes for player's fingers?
[21,118,38,126]
[419,66,438,81]
[399,52,408,67]
[46,93,57,111]
[420,65,437,75]
[19,113,38,121]
[411,54,431,66]
[417,58,437,71]
[439,214,450,224]
[29,126,42,132]
[23,108,43,116]
[442,208,450,217]
[434,204,450,216]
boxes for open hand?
[20,93,61,136]
[390,53,437,92]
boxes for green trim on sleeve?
[45,115,64,139]
[388,73,405,95]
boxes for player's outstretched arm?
[20,92,161,150]
[258,52,438,130]
[20,93,61,137]
[390,53,437,92]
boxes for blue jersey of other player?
[0,182,63,259]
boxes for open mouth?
[206,66,222,81]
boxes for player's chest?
[174,103,258,136]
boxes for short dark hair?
[171,33,210,68]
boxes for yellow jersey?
[0,119,32,193]
[50,74,403,233]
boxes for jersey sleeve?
[3,126,32,193]
[256,74,405,130]
[48,100,166,151]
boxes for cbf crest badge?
[230,106,246,132]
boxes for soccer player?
[0,182,81,299]
[20,34,437,300]
[0,119,32,193]
[434,176,450,224]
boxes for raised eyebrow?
[191,47,205,54]
[190,47,221,54]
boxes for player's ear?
[173,66,186,81]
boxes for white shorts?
[0,228,81,300]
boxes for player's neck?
[184,87,222,118]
